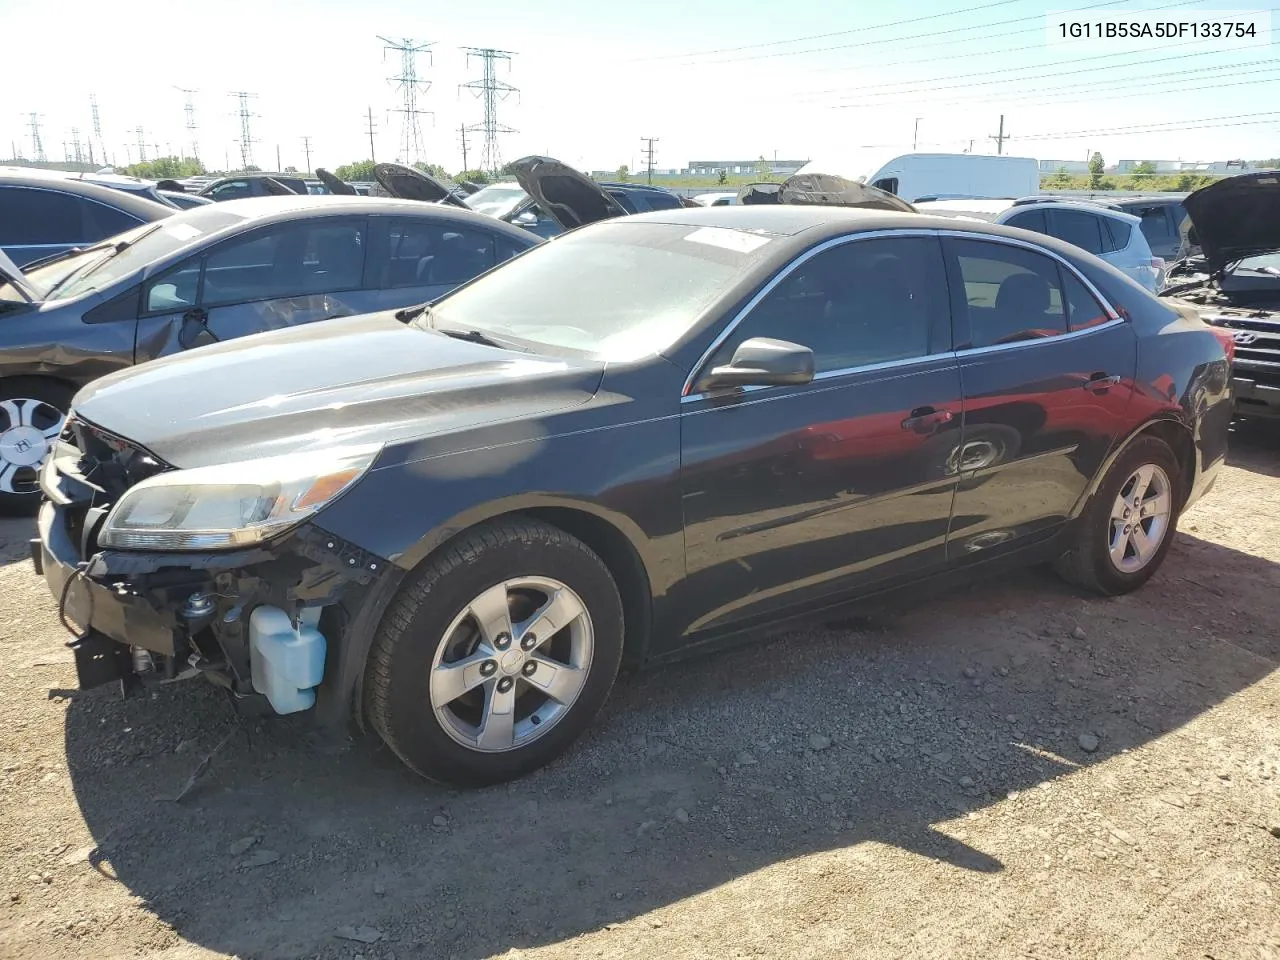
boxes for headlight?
[98,445,381,551]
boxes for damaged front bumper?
[34,422,399,723]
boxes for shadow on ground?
[55,519,1279,959]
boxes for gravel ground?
[1,426,1278,960]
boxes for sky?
[1,0,1277,175]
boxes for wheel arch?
[1075,415,1196,518]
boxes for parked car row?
[18,154,1247,789]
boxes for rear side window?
[1100,217,1131,253]
[639,191,682,212]
[373,219,497,287]
[1004,209,1048,234]
[0,187,89,244]
[83,201,142,239]
[1133,205,1174,245]
[946,238,1070,348]
[1047,209,1104,255]
[1062,271,1110,331]
[208,180,253,201]
[872,177,899,195]
[495,235,530,264]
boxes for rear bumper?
[1230,375,1280,418]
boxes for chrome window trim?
[680,227,1123,402]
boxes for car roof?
[0,167,174,219]
[204,194,539,239]
[915,197,1141,224]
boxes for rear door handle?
[1084,373,1122,392]
[901,406,954,433]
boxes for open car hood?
[509,156,630,230]
[1183,171,1280,271]
[373,163,469,208]
[315,168,357,196]
[738,174,917,213]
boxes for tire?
[0,378,73,515]
[1054,436,1182,595]
[364,517,625,786]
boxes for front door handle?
[1084,373,1121,393]
[901,406,955,434]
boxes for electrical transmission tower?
[70,128,85,164]
[89,94,104,164]
[27,113,46,163]
[460,48,518,174]
[175,87,199,161]
[230,91,258,169]
[134,126,148,163]
[379,36,434,165]
[641,137,659,184]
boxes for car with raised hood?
[0,195,537,510]
[1159,171,1280,419]
[32,204,1230,787]
[0,169,175,268]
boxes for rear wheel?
[1054,436,1181,595]
[0,379,71,514]
[365,518,624,786]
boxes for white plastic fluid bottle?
[248,606,327,714]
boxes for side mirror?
[513,211,538,227]
[700,337,815,391]
[178,311,217,350]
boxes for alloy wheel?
[429,576,594,753]
[0,398,65,495]
[1108,463,1172,574]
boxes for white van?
[796,152,1040,204]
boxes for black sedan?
[0,195,538,508]
[33,205,1231,786]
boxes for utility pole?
[968,139,975,153]
[459,123,469,171]
[229,91,258,169]
[175,87,199,162]
[460,47,518,174]
[301,136,312,175]
[380,36,434,165]
[640,137,659,184]
[913,117,922,151]
[27,113,46,163]
[989,114,1008,155]
[365,106,378,163]
[276,144,282,172]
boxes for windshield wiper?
[44,238,136,298]
[439,328,503,347]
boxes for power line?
[1012,110,1280,143]
[379,35,434,165]
[230,91,258,169]
[460,47,518,174]
[641,137,659,184]
[635,0,1026,61]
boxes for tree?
[119,156,206,180]
[717,168,728,186]
[454,169,491,185]
[1132,160,1158,178]
[1088,152,1105,189]
[334,159,376,182]
[615,164,630,182]
[283,165,299,174]
[1048,166,1072,188]
[413,161,450,179]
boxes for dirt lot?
[1,427,1278,960]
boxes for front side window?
[946,238,1070,348]
[1004,209,1048,234]
[84,201,143,239]
[1048,209,1104,255]
[209,180,252,202]
[707,236,948,375]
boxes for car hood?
[315,168,357,196]
[1183,171,1280,271]
[374,163,469,208]
[738,174,916,212]
[509,156,630,230]
[71,311,605,470]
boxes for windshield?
[26,207,246,301]
[425,220,778,360]
[465,183,529,220]
[1232,252,1280,276]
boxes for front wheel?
[364,518,625,786]
[1054,435,1181,595]
[0,379,72,514]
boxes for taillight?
[1209,327,1236,362]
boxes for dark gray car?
[0,195,538,508]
